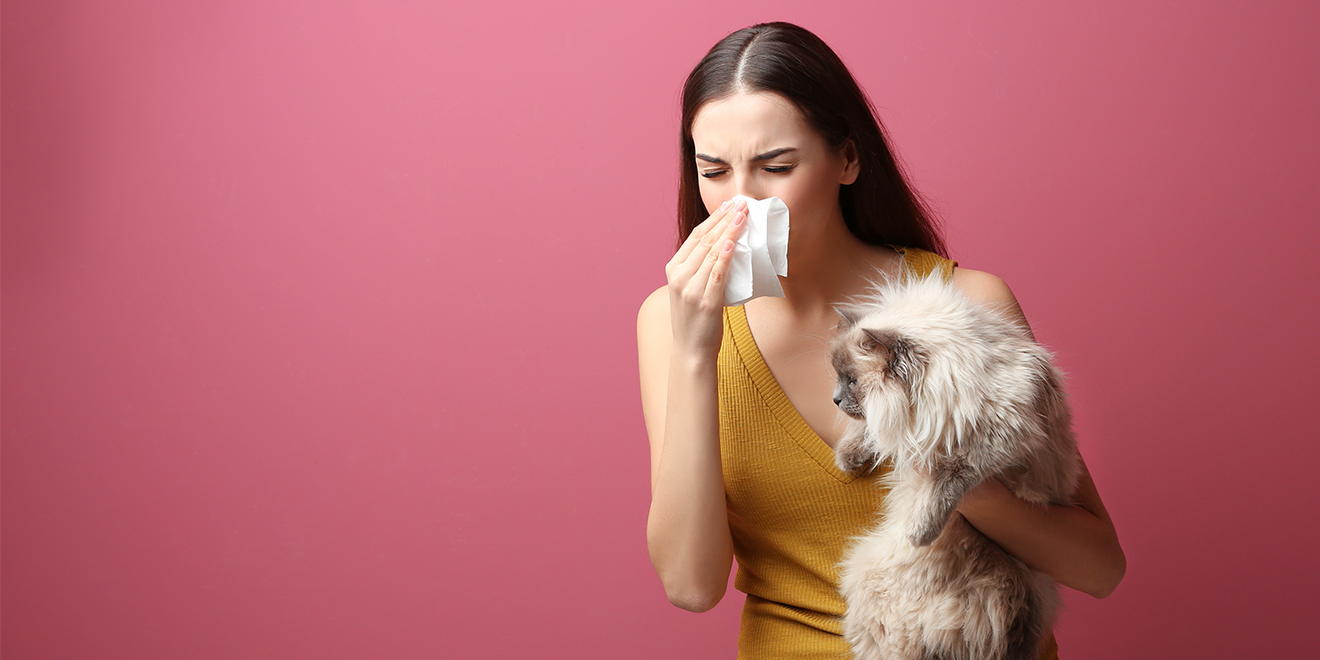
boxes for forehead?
[690,91,818,157]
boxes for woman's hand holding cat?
[955,464,1126,598]
[664,199,747,358]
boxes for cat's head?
[830,274,1049,466]
[829,304,925,432]
[829,275,976,463]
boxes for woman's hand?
[664,199,748,358]
[956,462,1125,598]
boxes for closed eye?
[700,165,793,178]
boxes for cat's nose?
[833,395,843,406]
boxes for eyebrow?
[695,147,798,165]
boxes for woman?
[637,22,1124,659]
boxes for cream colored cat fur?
[829,273,1079,660]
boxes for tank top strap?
[889,245,957,283]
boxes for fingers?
[671,201,730,266]
[671,198,742,266]
[690,206,747,303]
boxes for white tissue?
[724,195,790,306]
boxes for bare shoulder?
[950,267,1034,337]
[638,285,671,337]
[637,285,672,377]
[950,267,1016,307]
[637,286,672,464]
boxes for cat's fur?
[829,273,1079,660]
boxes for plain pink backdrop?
[4,1,1318,658]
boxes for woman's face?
[689,91,858,240]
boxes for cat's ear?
[862,328,917,386]
[836,305,861,330]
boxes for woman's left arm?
[958,459,1125,598]
[950,268,1126,599]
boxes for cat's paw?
[835,442,877,474]
[834,423,877,473]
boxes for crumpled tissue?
[725,195,790,306]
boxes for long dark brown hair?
[678,22,947,257]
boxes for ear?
[839,139,860,186]
[836,305,861,330]
[862,328,916,385]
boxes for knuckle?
[668,257,700,281]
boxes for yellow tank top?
[717,247,1059,659]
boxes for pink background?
[4,1,1317,658]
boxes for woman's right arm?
[637,200,746,612]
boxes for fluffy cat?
[829,273,1079,660]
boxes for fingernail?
[732,212,745,226]
[720,200,730,210]
[723,240,734,253]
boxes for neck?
[772,212,899,322]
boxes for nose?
[833,380,849,407]
[731,173,764,202]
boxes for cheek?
[855,372,894,409]
[697,177,728,215]
[778,172,840,226]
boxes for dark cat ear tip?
[836,306,861,328]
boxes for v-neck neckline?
[726,304,859,484]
